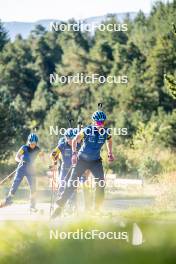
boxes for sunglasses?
[95,121,105,126]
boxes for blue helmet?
[27,133,38,144]
[64,128,77,139]
[92,111,107,122]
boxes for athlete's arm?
[15,147,24,163]
[72,131,84,153]
[38,150,46,162]
[50,146,61,163]
[106,137,113,155]
[106,137,115,162]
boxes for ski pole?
[49,164,57,216]
[104,167,109,180]
[98,102,103,110]
[0,162,24,186]
[0,169,17,186]
[49,160,62,215]
[66,112,74,128]
[49,165,74,217]
[64,165,74,183]
[77,116,83,132]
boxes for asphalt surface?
[0,197,154,221]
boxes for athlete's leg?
[79,173,92,211]
[26,171,37,209]
[9,166,25,197]
[55,158,88,207]
[57,168,70,198]
[1,166,25,207]
[88,160,105,210]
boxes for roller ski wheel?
[30,208,44,215]
[50,206,62,219]
[0,199,13,208]
[30,207,38,214]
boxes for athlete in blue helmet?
[0,133,41,211]
[51,111,114,218]
[51,128,91,211]
[50,128,78,196]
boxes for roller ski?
[30,206,44,215]
[0,196,13,208]
[50,205,62,219]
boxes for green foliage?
[0,36,38,101]
[110,147,137,177]
[39,100,69,149]
[31,30,62,84]
[164,74,176,99]
[1,220,176,264]
[0,20,9,51]
[30,80,56,126]
[0,90,26,159]
[0,0,176,178]
[138,156,162,179]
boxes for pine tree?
[0,20,9,51]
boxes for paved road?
[0,197,154,221]
[104,198,154,210]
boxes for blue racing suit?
[56,125,111,209]
[7,145,40,208]
[55,137,73,194]
[51,138,83,196]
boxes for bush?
[138,156,162,179]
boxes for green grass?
[0,215,176,264]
